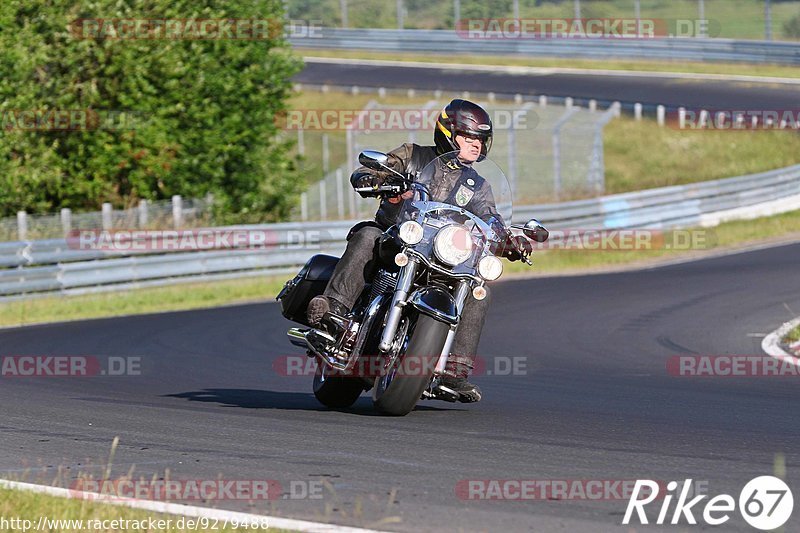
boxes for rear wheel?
[312,363,364,408]
[373,313,450,416]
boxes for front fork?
[378,258,470,374]
[378,260,418,352]
[435,281,470,374]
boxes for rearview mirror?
[523,219,549,243]
[359,150,389,171]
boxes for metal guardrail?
[1,163,800,300]
[290,28,800,65]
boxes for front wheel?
[373,313,450,416]
[313,363,364,408]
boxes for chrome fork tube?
[378,260,418,352]
[435,281,471,373]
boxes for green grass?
[0,487,290,532]
[504,208,800,275]
[0,276,288,329]
[786,325,800,344]
[288,0,800,41]
[604,117,800,194]
[2,210,799,328]
[301,49,800,79]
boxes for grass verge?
[0,487,293,533]
[1,210,799,329]
[786,325,800,344]
[300,49,800,80]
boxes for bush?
[0,0,304,222]
[784,12,800,38]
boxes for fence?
[2,163,799,300]
[290,95,622,221]
[0,196,214,242]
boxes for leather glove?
[502,235,533,262]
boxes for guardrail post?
[679,107,687,129]
[17,211,27,241]
[612,102,621,118]
[657,105,666,127]
[60,208,72,235]
[379,87,386,98]
[396,0,403,29]
[350,85,359,95]
[434,89,442,99]
[407,88,415,98]
[172,195,183,228]
[487,92,496,103]
[565,97,573,109]
[514,94,522,104]
[539,95,547,107]
[102,203,112,230]
[589,99,597,112]
[138,200,149,228]
[634,103,643,121]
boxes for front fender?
[407,286,458,325]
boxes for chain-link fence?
[0,196,214,242]
[291,92,619,221]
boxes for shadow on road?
[165,388,459,415]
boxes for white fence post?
[657,105,666,127]
[336,168,345,219]
[172,195,183,228]
[322,133,330,173]
[17,211,27,241]
[102,203,113,230]
[319,180,327,221]
[679,107,687,129]
[138,200,149,228]
[60,208,72,235]
[565,97,574,109]
[634,102,643,121]
[539,95,547,107]
[589,99,597,112]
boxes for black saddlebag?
[276,254,339,326]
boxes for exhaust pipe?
[287,328,309,348]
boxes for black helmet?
[434,99,493,161]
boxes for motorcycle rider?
[307,99,531,403]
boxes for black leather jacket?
[350,143,501,230]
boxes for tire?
[313,363,364,408]
[373,313,450,416]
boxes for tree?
[0,0,304,222]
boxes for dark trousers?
[323,225,490,365]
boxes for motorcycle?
[276,150,548,416]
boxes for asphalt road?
[2,242,799,532]
[295,59,800,111]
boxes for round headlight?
[433,225,473,266]
[398,221,423,245]
[478,255,503,281]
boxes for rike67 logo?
[623,476,793,530]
